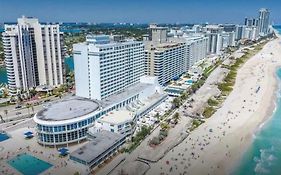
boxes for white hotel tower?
[2,16,64,95]
[73,35,144,100]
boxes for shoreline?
[226,32,281,174]
[145,35,281,175]
[227,64,281,175]
[211,36,281,175]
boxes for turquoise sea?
[65,56,74,72]
[0,67,7,84]
[232,27,281,175]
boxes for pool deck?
[0,125,88,175]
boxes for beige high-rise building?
[149,23,168,44]
[2,16,64,95]
[144,42,186,86]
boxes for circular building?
[33,97,102,146]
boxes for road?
[0,93,73,123]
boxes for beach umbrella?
[24,131,34,139]
[58,147,69,156]
[24,131,33,135]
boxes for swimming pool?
[185,79,193,85]
[7,153,52,175]
[165,87,185,96]
[0,133,9,142]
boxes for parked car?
[15,105,22,109]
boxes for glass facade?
[36,115,97,145]
[35,94,138,146]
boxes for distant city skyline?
[0,0,281,24]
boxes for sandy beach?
[143,35,281,175]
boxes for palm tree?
[160,122,170,131]
[0,115,4,123]
[172,112,180,124]
[172,97,181,108]
[4,109,8,122]
[173,112,180,120]
[154,113,160,122]
[26,103,31,115]
[31,104,34,114]
[180,92,188,101]
[9,96,15,103]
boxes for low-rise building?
[96,90,168,136]
[70,130,126,169]
[94,76,168,136]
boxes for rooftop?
[98,110,133,125]
[100,83,153,108]
[36,97,100,121]
[144,41,186,52]
[75,36,142,49]
[70,131,125,164]
[35,82,154,122]
[98,92,167,125]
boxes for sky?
[0,0,281,24]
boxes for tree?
[154,113,160,122]
[4,109,8,122]
[160,122,170,131]
[149,136,160,145]
[31,104,34,115]
[172,97,181,108]
[180,92,188,101]
[26,103,31,115]
[29,87,37,97]
[173,112,180,121]
[0,115,4,123]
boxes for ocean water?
[0,67,7,84]
[232,29,281,175]
[65,56,74,72]
[61,29,81,33]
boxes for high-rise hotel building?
[73,35,144,100]
[183,35,209,69]
[2,16,64,95]
[204,25,224,55]
[144,42,187,86]
[144,25,209,86]
[258,8,270,36]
